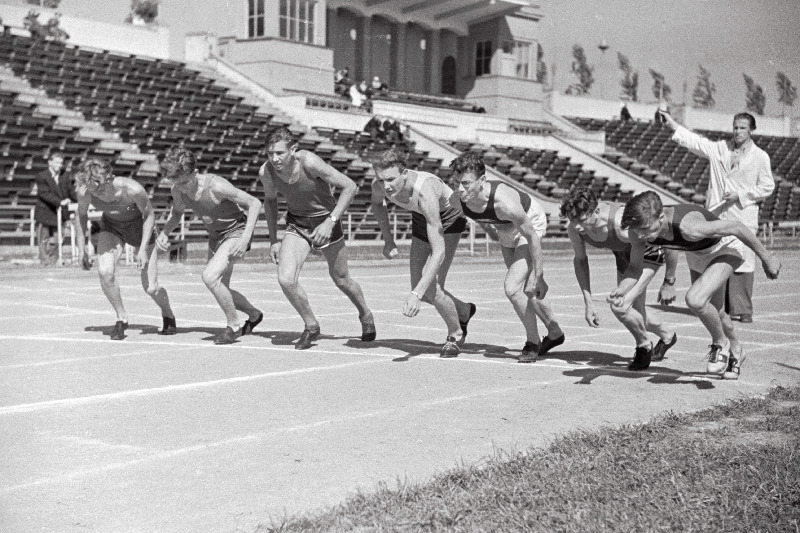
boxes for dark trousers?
[725,271,754,317]
[37,223,60,265]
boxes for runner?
[157,147,262,345]
[74,158,176,340]
[618,191,781,379]
[371,147,475,358]
[259,127,375,350]
[449,152,564,363]
[560,187,678,370]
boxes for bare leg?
[689,264,740,353]
[139,243,174,319]
[501,245,540,342]
[202,239,249,329]
[321,240,373,322]
[431,233,472,322]
[96,232,127,322]
[685,260,737,347]
[277,233,318,330]
[409,235,462,338]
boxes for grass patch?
[258,386,800,532]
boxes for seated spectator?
[620,103,632,121]
[364,114,385,139]
[370,75,389,97]
[382,117,403,143]
[334,67,352,97]
[350,80,367,108]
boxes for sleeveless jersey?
[460,181,532,225]
[579,202,630,252]
[261,158,336,218]
[651,204,721,252]
[386,170,455,214]
[90,192,143,223]
[175,175,246,235]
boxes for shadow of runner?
[648,303,696,317]
[563,363,715,389]
[343,337,448,361]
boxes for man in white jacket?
[659,110,774,323]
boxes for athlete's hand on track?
[310,218,334,247]
[155,233,170,252]
[269,242,281,264]
[657,283,676,305]
[585,305,600,327]
[403,292,421,317]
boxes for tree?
[648,69,671,102]
[692,64,716,109]
[776,72,797,117]
[743,74,766,115]
[126,0,158,24]
[566,44,594,96]
[617,52,638,102]
[23,9,68,42]
[535,43,547,85]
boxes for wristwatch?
[662,277,676,286]
[329,214,338,223]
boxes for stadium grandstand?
[0,0,797,252]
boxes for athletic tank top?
[651,204,721,252]
[261,157,336,218]
[176,175,246,234]
[460,181,532,225]
[90,192,143,223]
[580,202,630,252]
[386,170,455,214]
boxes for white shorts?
[495,200,547,249]
[685,235,747,273]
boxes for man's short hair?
[160,147,197,179]
[48,151,65,161]
[560,186,598,220]
[621,191,663,230]
[74,158,113,187]
[265,126,296,149]
[733,112,757,130]
[371,147,408,171]
[449,151,485,177]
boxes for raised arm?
[370,177,398,258]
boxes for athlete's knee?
[143,282,161,298]
[503,281,523,301]
[98,265,115,284]
[277,271,299,292]
[201,268,222,289]
[684,289,707,312]
[330,271,352,290]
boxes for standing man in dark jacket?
[34,152,75,265]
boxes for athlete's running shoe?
[295,327,320,350]
[706,343,729,375]
[160,316,177,336]
[214,326,241,345]
[458,303,477,346]
[440,336,460,358]
[652,333,677,361]
[110,320,128,341]
[628,344,652,371]
[242,312,263,335]
[539,334,565,356]
[722,348,746,380]
[518,341,539,364]
[360,318,376,342]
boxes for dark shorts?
[411,208,467,243]
[614,245,666,276]
[285,211,345,250]
[99,216,157,249]
[209,224,251,255]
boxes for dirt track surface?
[2,250,799,532]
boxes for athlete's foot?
[440,336,460,358]
[706,341,730,375]
[242,311,263,335]
[359,314,376,342]
[458,303,477,346]
[628,343,652,371]
[214,326,241,345]
[539,333,565,356]
[295,326,320,350]
[723,346,746,380]
[110,320,128,341]
[518,341,539,364]
[160,316,177,335]
[652,332,677,362]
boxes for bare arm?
[370,179,397,250]
[128,181,155,251]
[159,188,185,239]
[259,165,280,246]
[303,151,357,220]
[211,177,261,243]
[494,186,545,297]
[413,185,447,297]
[567,225,592,306]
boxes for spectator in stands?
[370,147,475,358]
[450,152,566,363]
[259,127,376,350]
[382,117,403,143]
[334,67,352,97]
[658,110,775,323]
[620,103,632,121]
[73,158,176,340]
[560,186,679,371]
[364,114,385,140]
[34,152,74,265]
[158,147,262,345]
[618,191,780,380]
[370,75,389,97]
[349,80,367,109]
